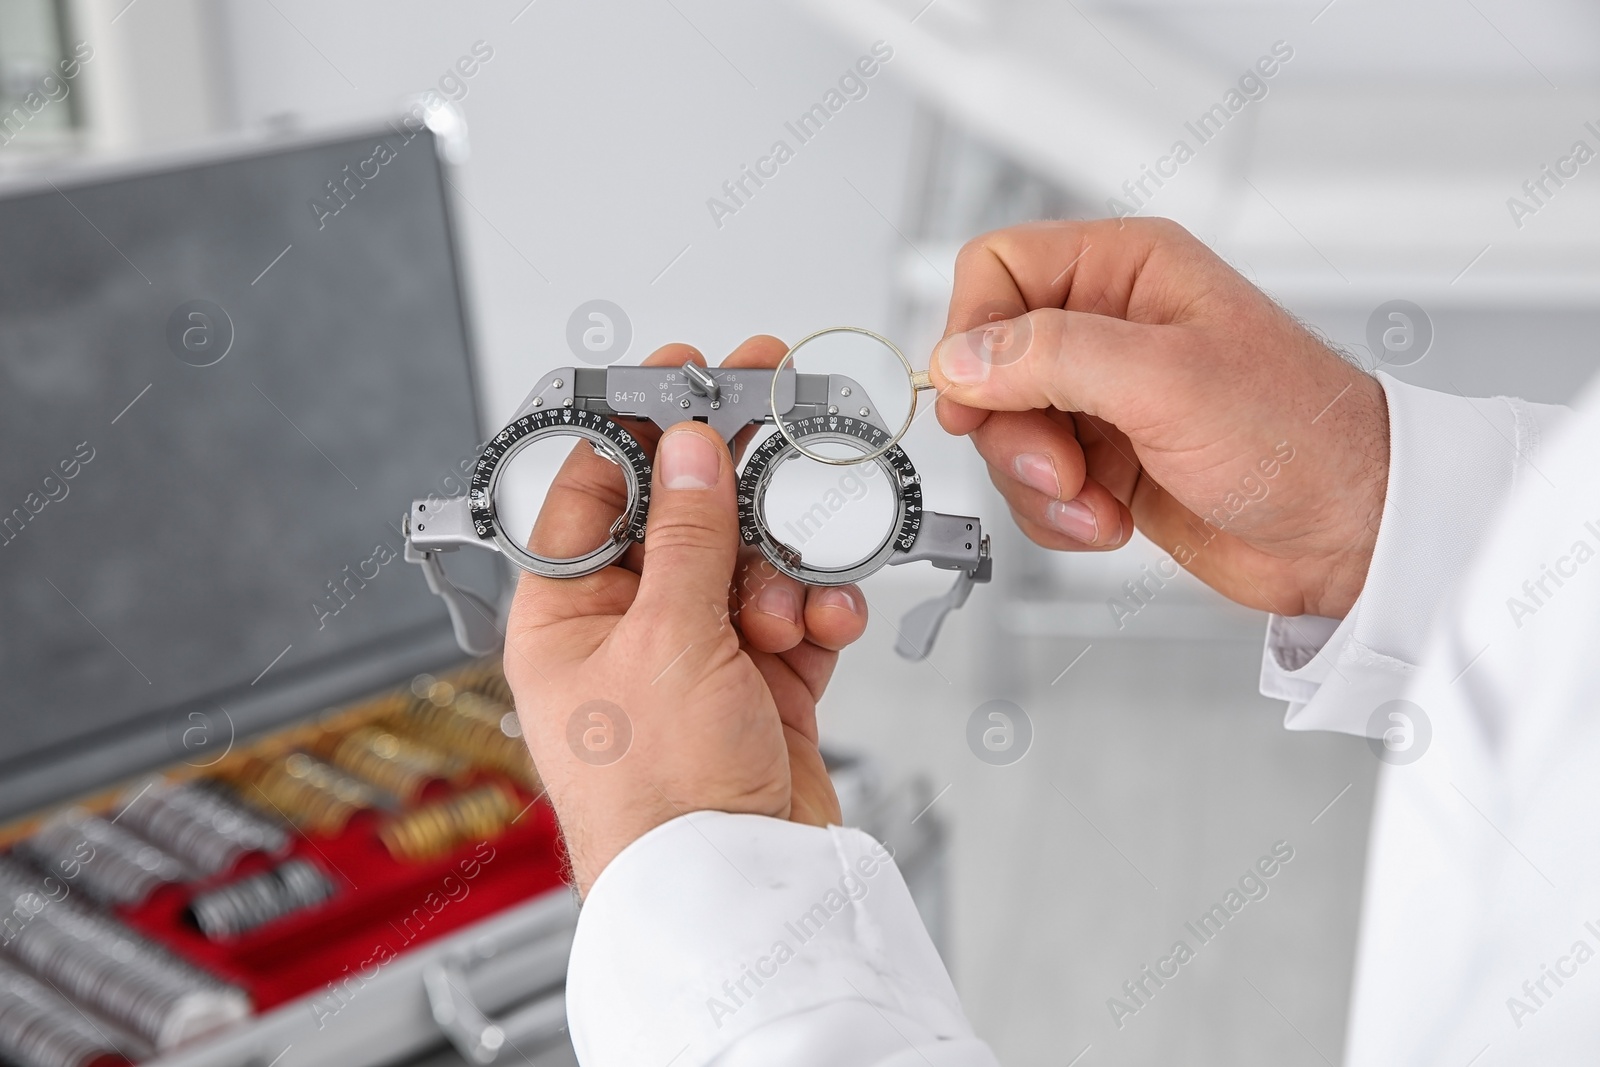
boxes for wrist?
[1301,374,1390,619]
[550,772,794,895]
[557,795,679,897]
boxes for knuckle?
[957,222,1036,269]
[1142,216,1194,244]
[645,516,719,555]
[1024,306,1067,348]
[1023,311,1071,393]
[952,235,990,275]
[959,226,1017,269]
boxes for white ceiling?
[792,0,1600,304]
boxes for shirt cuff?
[1258,372,1566,737]
[565,811,988,1067]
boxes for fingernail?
[815,587,859,615]
[1047,498,1099,543]
[935,330,991,384]
[756,581,802,624]
[1013,453,1060,499]
[659,430,720,490]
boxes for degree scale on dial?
[736,414,924,586]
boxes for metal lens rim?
[747,432,907,586]
[486,424,640,577]
[769,326,918,466]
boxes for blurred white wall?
[212,0,922,435]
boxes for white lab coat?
[564,372,1590,1066]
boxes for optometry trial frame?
[404,328,993,661]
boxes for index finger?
[936,219,1162,435]
[715,334,790,465]
[944,218,1181,334]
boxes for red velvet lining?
[117,778,566,1012]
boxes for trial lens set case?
[0,122,592,1067]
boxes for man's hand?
[503,337,868,896]
[931,218,1389,620]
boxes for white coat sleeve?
[1341,375,1600,1064]
[564,811,998,1067]
[1258,371,1567,736]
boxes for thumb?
[929,307,1174,423]
[633,423,739,622]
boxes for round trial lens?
[770,326,923,466]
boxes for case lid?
[0,124,500,819]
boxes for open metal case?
[0,120,586,1067]
[0,122,946,1066]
